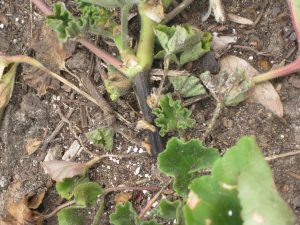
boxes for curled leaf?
[43,160,88,182]
[109,202,139,225]
[153,94,196,136]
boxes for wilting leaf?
[183,136,295,225]
[85,127,114,150]
[73,182,103,206]
[158,137,220,196]
[219,55,284,117]
[153,94,196,136]
[56,176,89,200]
[153,198,182,220]
[109,202,139,225]
[0,58,17,121]
[57,206,87,225]
[43,160,88,182]
[169,75,206,98]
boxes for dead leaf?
[212,35,237,56]
[114,192,132,205]
[42,160,87,182]
[2,198,44,225]
[227,13,254,25]
[136,120,156,132]
[25,138,42,155]
[23,25,75,96]
[220,55,283,117]
[27,190,46,209]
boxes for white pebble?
[0,24,4,29]
[134,166,140,175]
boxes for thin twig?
[138,179,172,219]
[202,102,224,141]
[232,45,272,56]
[183,94,210,107]
[163,0,195,23]
[150,69,191,77]
[43,200,76,219]
[265,150,300,161]
[41,108,75,151]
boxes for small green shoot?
[158,137,220,196]
[153,94,196,136]
[85,127,114,150]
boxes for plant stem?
[252,57,300,84]
[136,3,156,71]
[163,0,195,23]
[121,5,130,53]
[43,200,76,219]
[31,0,52,15]
[91,197,105,225]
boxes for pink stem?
[30,0,123,68]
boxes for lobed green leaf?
[56,176,89,200]
[109,202,139,225]
[153,94,196,136]
[73,182,103,206]
[85,127,114,150]
[153,198,182,220]
[158,137,220,196]
[57,206,87,225]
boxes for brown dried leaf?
[27,190,46,210]
[23,25,75,96]
[1,195,43,225]
[220,55,283,117]
[42,160,87,182]
[25,138,42,155]
[227,13,254,25]
[114,192,132,205]
[136,120,156,132]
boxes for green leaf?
[179,32,212,66]
[236,138,295,225]
[47,2,81,42]
[81,0,140,8]
[158,137,220,196]
[169,75,206,98]
[85,127,114,150]
[56,176,89,200]
[73,182,103,206]
[184,176,242,225]
[57,206,87,225]
[154,198,181,220]
[153,94,196,136]
[183,136,295,225]
[109,202,139,225]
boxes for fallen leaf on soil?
[227,13,254,25]
[220,55,284,117]
[212,35,237,56]
[23,25,75,96]
[43,160,87,182]
[114,192,132,205]
[27,190,46,209]
[136,120,156,132]
[25,138,42,155]
[1,197,44,225]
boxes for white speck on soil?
[134,166,140,175]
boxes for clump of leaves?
[154,24,212,66]
[153,94,196,137]
[85,127,114,150]
[170,75,206,98]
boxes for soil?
[0,0,300,224]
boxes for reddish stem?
[253,57,300,84]
[30,0,123,68]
